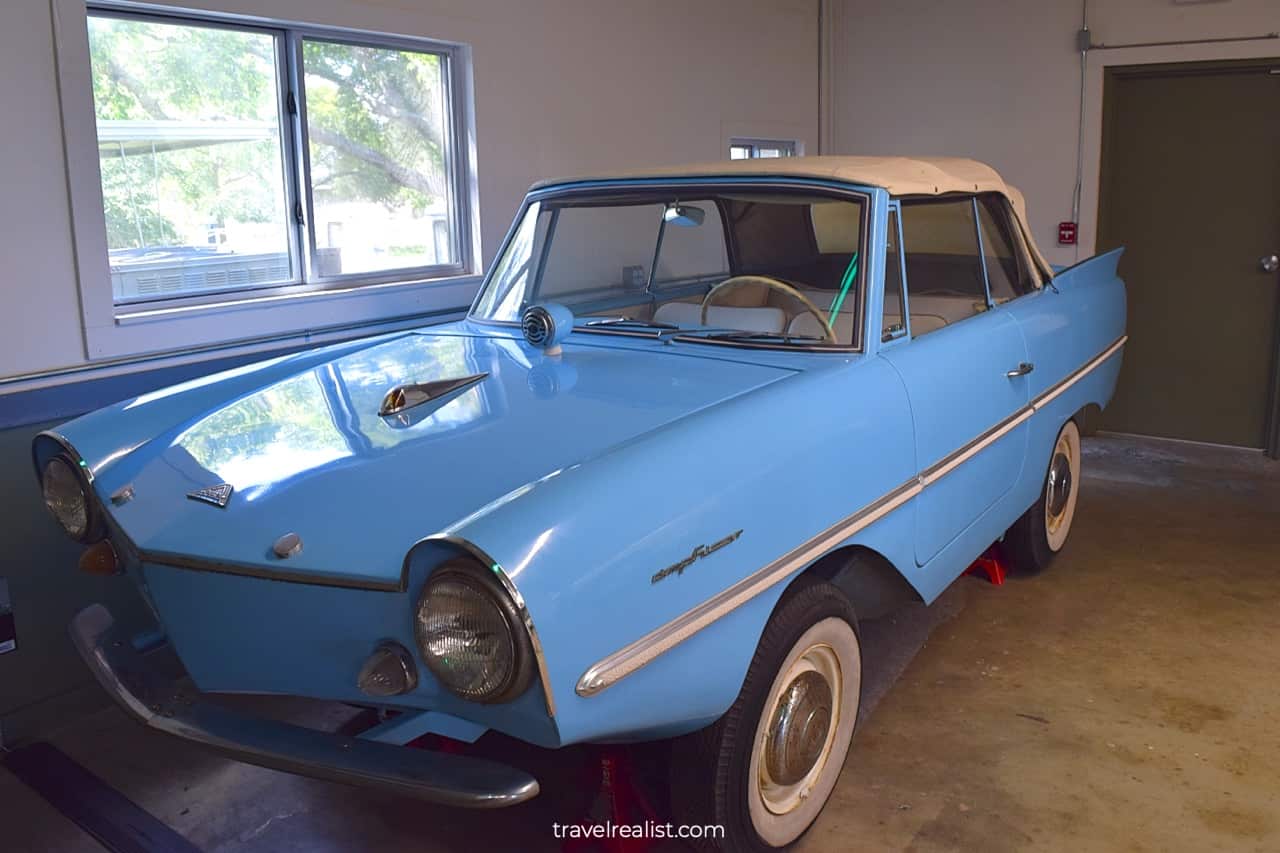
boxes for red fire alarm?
[1058,221,1078,245]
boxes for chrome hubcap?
[765,670,833,786]
[758,644,841,815]
[1046,450,1073,524]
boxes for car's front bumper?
[69,604,540,808]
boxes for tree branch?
[105,56,171,120]
[304,59,442,144]
[309,126,443,198]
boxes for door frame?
[1096,58,1280,459]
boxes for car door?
[880,195,1032,567]
[971,193,1066,401]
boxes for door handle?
[1262,254,1279,274]
[1006,362,1035,378]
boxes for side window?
[1002,197,1046,292]
[976,195,1036,301]
[882,209,906,341]
[899,197,986,336]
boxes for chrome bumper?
[69,604,539,808]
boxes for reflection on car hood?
[72,330,795,588]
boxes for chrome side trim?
[576,477,922,697]
[920,407,1035,486]
[424,535,558,719]
[140,549,403,592]
[1031,335,1127,413]
[575,334,1128,697]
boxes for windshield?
[471,188,867,348]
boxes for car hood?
[73,329,795,588]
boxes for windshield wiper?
[578,319,827,346]
[580,317,680,330]
[675,330,829,345]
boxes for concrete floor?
[4,434,1277,852]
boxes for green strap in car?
[828,252,859,323]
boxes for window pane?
[472,201,542,321]
[303,40,454,277]
[653,202,729,287]
[723,194,865,345]
[88,15,294,303]
[730,145,752,160]
[537,205,664,300]
[989,195,1042,294]
[976,195,1031,301]
[472,190,864,346]
[900,197,986,336]
[882,210,906,339]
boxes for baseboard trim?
[1095,430,1266,454]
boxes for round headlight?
[414,564,534,703]
[41,456,95,542]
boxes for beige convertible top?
[533,155,1050,272]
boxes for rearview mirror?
[664,203,705,227]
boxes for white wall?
[830,0,1280,266]
[0,0,819,382]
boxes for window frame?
[973,192,1042,303]
[469,178,872,354]
[896,193,990,338]
[894,191,1053,342]
[991,193,1047,293]
[971,196,998,307]
[89,7,307,305]
[881,202,909,344]
[290,30,472,290]
[55,0,481,361]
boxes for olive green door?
[1097,60,1280,450]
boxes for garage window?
[87,9,471,308]
[729,138,798,159]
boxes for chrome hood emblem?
[378,373,489,422]
[187,483,233,508]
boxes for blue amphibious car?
[36,156,1125,850]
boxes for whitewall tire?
[1006,419,1082,573]
[1044,420,1081,552]
[669,578,861,851]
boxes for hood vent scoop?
[378,373,489,424]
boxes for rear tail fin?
[1051,247,1124,287]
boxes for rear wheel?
[669,579,861,851]
[1005,419,1082,573]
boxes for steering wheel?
[700,275,837,343]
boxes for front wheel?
[669,579,861,851]
[1005,419,1082,573]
